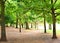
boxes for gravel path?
[0,27,60,43]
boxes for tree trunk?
[21,24,23,28]
[25,22,29,29]
[44,14,46,33]
[19,24,21,32]
[49,24,51,30]
[31,23,33,28]
[0,0,7,41]
[10,23,12,27]
[16,15,18,28]
[35,22,37,29]
[5,24,9,27]
[52,13,57,39]
[51,0,57,39]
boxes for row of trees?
[0,0,60,41]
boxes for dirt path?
[0,27,60,43]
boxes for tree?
[51,0,57,39]
[43,13,46,33]
[43,0,60,39]
[44,0,60,39]
[19,19,21,32]
[16,13,18,28]
[0,0,7,41]
[46,13,52,30]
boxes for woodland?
[0,0,60,43]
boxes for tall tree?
[25,21,29,29]
[0,0,7,41]
[43,0,60,39]
[51,0,57,39]
[43,13,46,33]
[46,13,52,30]
[16,14,18,28]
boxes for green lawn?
[47,29,60,35]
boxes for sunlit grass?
[56,30,60,35]
[47,29,60,35]
[47,29,52,33]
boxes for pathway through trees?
[0,27,60,43]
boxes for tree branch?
[54,0,57,4]
[33,8,51,14]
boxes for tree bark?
[0,0,7,41]
[25,22,29,29]
[35,22,37,29]
[51,0,57,39]
[19,24,21,32]
[52,14,57,39]
[16,14,18,28]
[44,14,46,33]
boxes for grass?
[47,29,60,35]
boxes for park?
[0,0,60,43]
